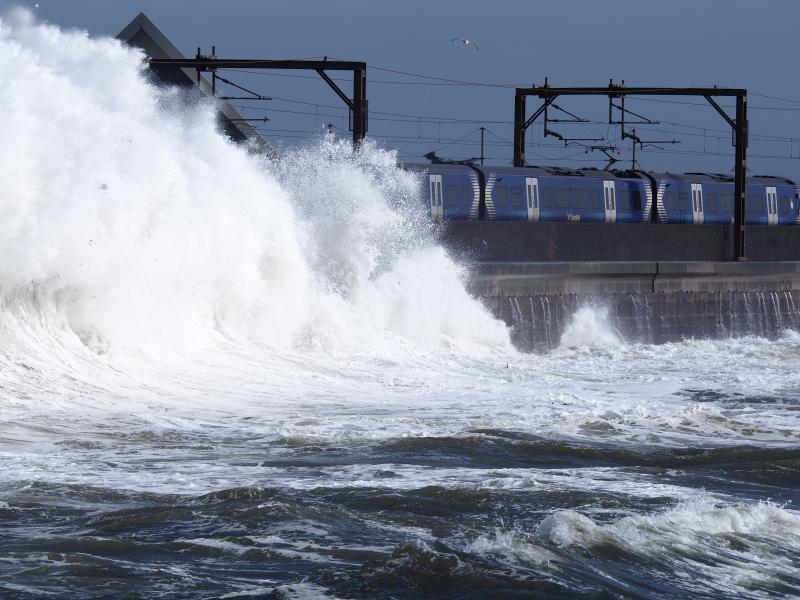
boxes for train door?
[429,174,443,219]
[691,183,704,224]
[603,180,616,223]
[525,177,540,222]
[766,186,778,226]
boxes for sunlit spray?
[0,9,510,368]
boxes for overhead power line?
[211,62,800,171]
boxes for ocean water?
[1,10,799,599]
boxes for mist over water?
[1,11,799,599]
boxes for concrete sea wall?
[469,261,800,350]
[441,222,800,349]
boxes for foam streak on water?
[1,11,799,599]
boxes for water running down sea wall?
[484,289,800,350]
[469,262,800,349]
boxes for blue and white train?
[409,163,800,225]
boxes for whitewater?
[1,11,799,599]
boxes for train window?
[494,186,509,208]
[780,195,791,214]
[721,194,734,211]
[445,185,459,208]
[617,189,631,211]
[630,190,642,210]
[590,189,602,209]
[753,194,765,214]
[706,193,718,212]
[573,189,588,209]
[678,192,689,212]
[555,188,570,208]
[461,186,473,209]
[510,187,524,209]
[664,191,676,210]
[542,188,554,208]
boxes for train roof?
[403,162,796,186]
[405,163,644,180]
[485,166,648,180]
[750,175,798,186]
[650,172,796,186]
[403,162,474,174]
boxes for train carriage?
[408,161,799,225]
[654,173,799,225]
[406,163,480,220]
[467,166,649,223]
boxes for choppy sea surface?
[3,328,800,599]
[1,10,799,599]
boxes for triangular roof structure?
[117,12,269,150]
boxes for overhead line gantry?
[149,50,368,146]
[513,82,748,261]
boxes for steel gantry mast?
[513,83,748,261]
[149,51,368,146]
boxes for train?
[405,161,800,225]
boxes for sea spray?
[557,305,622,350]
[266,139,511,354]
[0,10,510,363]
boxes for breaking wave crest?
[461,499,800,598]
[538,499,800,548]
[0,9,510,367]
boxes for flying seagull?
[450,37,479,51]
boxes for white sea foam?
[221,582,340,600]
[533,499,800,597]
[0,11,798,451]
[0,9,510,368]
[459,499,800,597]
[557,305,622,350]
[463,528,557,569]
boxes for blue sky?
[13,0,800,179]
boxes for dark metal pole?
[733,93,748,261]
[480,127,485,166]
[211,46,216,95]
[150,57,369,144]
[513,92,526,167]
[631,128,636,170]
[353,67,367,146]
